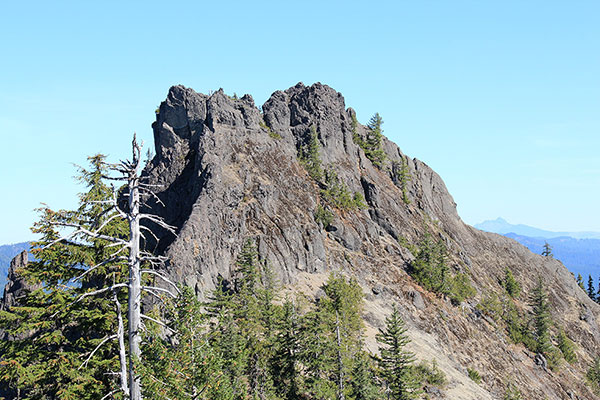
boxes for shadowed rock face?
[1,251,38,311]
[143,82,600,399]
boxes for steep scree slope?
[142,82,600,399]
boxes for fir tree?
[503,268,521,298]
[577,274,585,290]
[529,277,556,367]
[299,125,324,182]
[376,305,420,400]
[391,157,411,205]
[301,273,365,400]
[365,113,387,167]
[0,155,130,399]
[541,242,553,257]
[556,327,577,364]
[588,275,596,301]
[272,298,302,399]
[140,286,234,400]
[206,239,280,399]
[349,350,379,400]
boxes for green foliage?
[364,113,387,167]
[408,232,475,305]
[477,293,503,323]
[376,305,421,399]
[298,125,323,181]
[350,351,380,400]
[413,359,447,388]
[556,327,577,364]
[467,367,482,384]
[541,242,553,257]
[398,236,418,255]
[587,356,600,395]
[140,286,234,400]
[314,204,334,229]
[301,273,367,400]
[576,273,584,289]
[392,157,411,204]
[321,166,367,211]
[588,275,596,301]
[503,268,521,298]
[528,276,562,370]
[259,120,282,139]
[352,113,387,168]
[0,155,129,399]
[504,380,523,400]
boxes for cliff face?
[143,82,600,399]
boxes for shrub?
[504,380,523,400]
[321,166,366,211]
[408,232,475,305]
[298,126,323,181]
[448,273,476,304]
[477,293,503,322]
[467,367,482,384]
[557,327,577,364]
[314,205,334,229]
[413,359,447,388]
[587,356,600,395]
[259,120,281,139]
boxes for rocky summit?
[131,82,600,399]
[4,82,596,399]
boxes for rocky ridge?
[10,82,589,399]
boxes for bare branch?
[72,256,128,282]
[141,270,181,293]
[139,214,178,235]
[142,286,177,298]
[140,314,177,333]
[78,334,117,370]
[75,283,128,303]
[100,389,120,400]
[140,225,160,244]
[51,222,127,245]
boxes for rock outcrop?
[1,251,38,311]
[142,82,600,399]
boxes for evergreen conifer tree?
[541,242,553,257]
[0,155,129,399]
[349,350,379,400]
[376,305,420,400]
[365,113,387,167]
[588,275,596,301]
[503,268,521,298]
[300,273,365,400]
[556,327,577,364]
[529,276,558,369]
[577,274,585,290]
[140,286,234,400]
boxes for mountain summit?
[475,217,600,239]
[131,83,600,399]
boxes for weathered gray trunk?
[114,291,129,396]
[128,169,142,400]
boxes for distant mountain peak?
[474,218,600,240]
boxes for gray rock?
[1,251,39,311]
[409,289,426,310]
[135,82,600,399]
[535,353,548,371]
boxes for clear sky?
[1,0,599,243]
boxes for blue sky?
[1,0,599,243]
